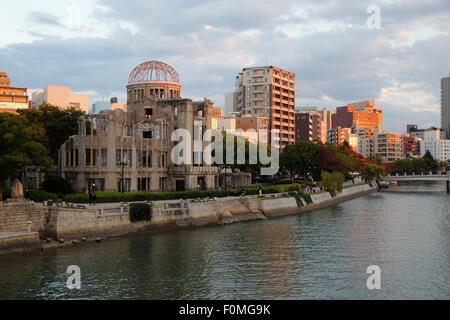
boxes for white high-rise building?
[420,129,450,161]
[441,75,450,139]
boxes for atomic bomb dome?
[128,60,180,85]
[127,60,181,106]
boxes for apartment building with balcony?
[419,129,450,161]
[0,72,30,113]
[229,66,295,146]
[327,126,352,147]
[295,107,322,142]
[374,131,403,163]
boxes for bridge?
[383,172,450,191]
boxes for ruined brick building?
[59,61,250,192]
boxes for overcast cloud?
[1,0,449,132]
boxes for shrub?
[288,191,303,207]
[2,188,12,200]
[62,183,308,204]
[41,176,74,195]
[300,193,312,204]
[27,189,58,202]
[129,203,152,222]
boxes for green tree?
[422,150,438,172]
[18,103,84,162]
[41,176,74,196]
[369,155,383,165]
[360,163,385,182]
[321,171,345,195]
[393,158,413,175]
[280,141,321,181]
[0,112,53,191]
[212,131,271,180]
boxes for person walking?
[92,191,97,206]
[258,185,262,196]
[88,190,93,206]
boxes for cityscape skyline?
[1,0,450,133]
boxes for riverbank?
[0,183,377,256]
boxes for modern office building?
[91,100,111,114]
[357,136,374,159]
[224,92,238,117]
[294,107,323,142]
[236,115,269,144]
[419,129,450,161]
[212,115,269,145]
[212,107,223,118]
[332,100,382,132]
[215,117,236,132]
[327,126,352,147]
[402,136,419,157]
[0,72,30,113]
[409,127,441,155]
[59,60,250,192]
[321,108,334,142]
[374,131,403,163]
[441,75,450,139]
[230,65,295,146]
[32,85,89,112]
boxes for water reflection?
[0,182,449,299]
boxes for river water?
[0,182,449,300]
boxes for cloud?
[29,11,62,26]
[2,0,450,132]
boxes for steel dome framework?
[128,60,180,85]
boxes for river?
[0,182,449,299]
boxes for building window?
[93,149,99,166]
[65,150,70,167]
[101,149,107,167]
[116,149,122,165]
[85,149,91,166]
[148,150,152,167]
[137,178,151,191]
[145,108,153,119]
[143,131,152,139]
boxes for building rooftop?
[0,72,11,87]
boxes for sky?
[1,0,449,132]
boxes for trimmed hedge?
[63,183,304,204]
[129,203,152,222]
[27,189,58,202]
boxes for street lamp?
[218,164,230,190]
[117,160,127,193]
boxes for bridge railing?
[386,171,449,177]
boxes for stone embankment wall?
[1,183,377,255]
[0,201,46,234]
[0,233,42,256]
[46,183,376,242]
[46,207,131,240]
